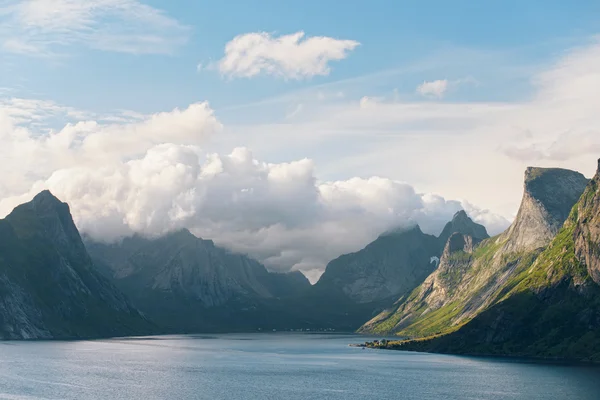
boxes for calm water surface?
[0,333,599,399]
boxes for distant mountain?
[298,211,489,330]
[315,226,440,304]
[85,229,311,332]
[360,164,600,362]
[437,210,489,249]
[0,191,155,339]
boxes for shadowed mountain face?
[85,230,311,332]
[360,166,589,338]
[316,212,489,305]
[0,191,155,340]
[314,226,440,304]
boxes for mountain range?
[361,163,600,362]
[84,229,310,332]
[1,160,599,363]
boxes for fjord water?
[0,334,598,400]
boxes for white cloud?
[0,99,221,195]
[0,142,507,281]
[416,79,449,98]
[216,31,360,80]
[0,0,190,55]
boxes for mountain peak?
[380,224,422,237]
[438,210,489,247]
[32,190,65,210]
[502,166,588,253]
[452,210,469,221]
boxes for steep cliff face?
[501,167,588,253]
[85,230,311,331]
[573,160,600,285]
[361,167,588,337]
[0,191,154,340]
[370,161,600,362]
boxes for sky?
[1,0,600,282]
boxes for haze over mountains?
[1,160,600,363]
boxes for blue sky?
[2,0,600,278]
[4,0,600,113]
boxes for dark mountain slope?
[0,191,155,339]
[85,230,311,332]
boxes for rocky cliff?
[501,167,589,253]
[364,161,600,362]
[360,167,588,337]
[0,191,155,339]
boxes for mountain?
[85,230,311,332]
[360,164,600,362]
[0,191,155,339]
[360,167,589,338]
[437,210,489,248]
[314,225,440,304]
[297,211,488,330]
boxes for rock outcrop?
[501,167,588,253]
[573,160,600,285]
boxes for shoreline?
[351,340,600,366]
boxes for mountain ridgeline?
[360,164,600,362]
[85,229,311,332]
[2,159,600,362]
[300,212,490,329]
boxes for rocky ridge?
[360,167,589,337]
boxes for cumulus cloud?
[0,142,507,282]
[416,79,449,98]
[0,0,190,55]
[0,100,221,195]
[216,31,360,80]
